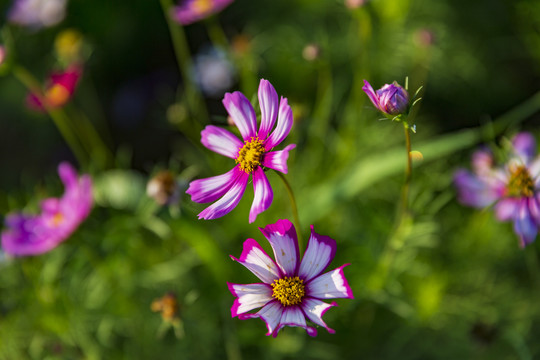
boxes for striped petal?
[186,167,239,203]
[514,199,538,247]
[301,298,337,334]
[201,125,243,159]
[227,282,273,317]
[257,79,278,140]
[362,80,382,111]
[238,300,283,337]
[259,219,299,277]
[249,167,273,223]
[223,91,257,141]
[306,264,354,299]
[298,225,337,281]
[197,170,249,219]
[262,144,296,174]
[265,97,293,150]
[230,238,280,284]
[274,305,316,337]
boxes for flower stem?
[159,0,208,124]
[401,121,413,214]
[276,171,303,250]
[12,65,88,167]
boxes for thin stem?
[276,171,303,250]
[401,122,413,214]
[205,16,229,50]
[12,66,88,166]
[159,0,208,124]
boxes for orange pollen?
[50,213,65,227]
[235,137,265,173]
[45,84,70,107]
[507,165,535,197]
[192,0,213,13]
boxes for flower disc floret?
[507,165,534,197]
[236,137,265,173]
[271,276,305,306]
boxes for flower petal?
[514,199,538,247]
[262,144,296,174]
[306,264,354,299]
[223,91,257,141]
[249,168,273,223]
[453,169,501,208]
[494,198,519,221]
[201,125,243,159]
[298,225,337,281]
[227,282,273,317]
[1,214,58,256]
[265,97,293,150]
[58,162,78,189]
[197,169,249,219]
[238,300,283,337]
[274,305,316,337]
[512,132,536,165]
[259,219,299,277]
[301,298,337,334]
[362,80,382,111]
[230,238,280,284]
[257,79,278,140]
[186,167,239,203]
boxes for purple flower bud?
[362,80,410,116]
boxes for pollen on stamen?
[507,165,535,198]
[235,137,265,174]
[271,276,305,307]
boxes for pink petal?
[197,170,249,219]
[298,225,337,282]
[186,167,239,203]
[262,144,296,174]
[201,125,243,159]
[259,219,299,277]
[274,305,316,337]
[227,282,273,317]
[512,132,536,165]
[362,80,382,111]
[495,198,519,222]
[265,97,293,150]
[238,300,283,337]
[40,198,60,213]
[249,168,274,223]
[306,264,354,299]
[514,199,538,247]
[257,79,278,140]
[58,162,78,189]
[230,238,280,283]
[223,91,257,141]
[301,298,337,334]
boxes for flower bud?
[302,43,320,62]
[362,80,409,116]
[146,170,179,205]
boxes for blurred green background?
[2,0,540,359]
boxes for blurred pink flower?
[9,0,67,29]
[186,79,296,223]
[1,162,93,256]
[27,65,82,111]
[172,0,233,25]
[228,219,353,337]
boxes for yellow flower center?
[271,276,305,307]
[46,84,70,107]
[507,165,535,197]
[192,0,213,13]
[235,137,265,174]
[50,212,65,227]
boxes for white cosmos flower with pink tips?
[228,219,354,337]
[186,79,296,223]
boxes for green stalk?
[276,171,303,251]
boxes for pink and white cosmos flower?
[186,79,296,223]
[228,219,354,337]
[172,0,233,25]
[454,132,540,247]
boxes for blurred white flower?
[9,0,67,29]
[192,47,235,98]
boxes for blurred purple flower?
[228,219,353,337]
[172,0,233,25]
[8,0,67,29]
[362,80,409,116]
[192,47,235,98]
[454,132,540,247]
[186,79,296,223]
[1,162,93,256]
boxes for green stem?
[12,66,88,166]
[276,171,303,250]
[401,122,412,214]
[159,0,208,124]
[205,16,229,50]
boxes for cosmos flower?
[362,79,410,116]
[27,65,82,111]
[172,0,233,25]
[1,162,93,256]
[228,219,353,337]
[8,0,67,29]
[454,132,540,247]
[186,79,296,223]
